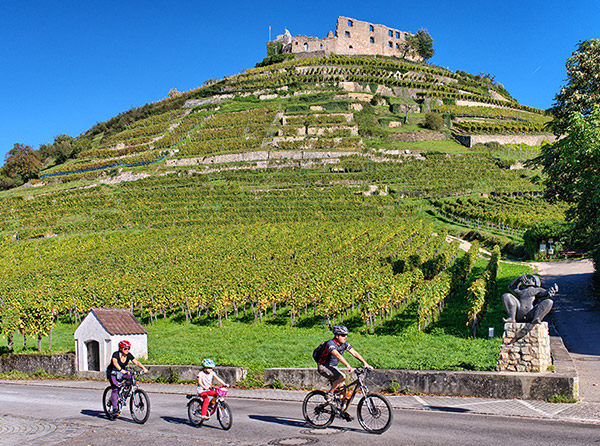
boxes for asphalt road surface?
[538,259,600,402]
[0,383,598,446]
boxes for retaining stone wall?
[264,336,577,400]
[0,354,76,376]
[453,133,556,148]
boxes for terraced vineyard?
[0,54,561,368]
[431,195,568,230]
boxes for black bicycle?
[186,386,233,430]
[102,370,151,424]
[302,368,393,434]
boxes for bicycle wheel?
[130,388,151,424]
[187,398,205,426]
[302,390,335,429]
[216,401,233,430]
[102,386,118,420]
[357,393,393,434]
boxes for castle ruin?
[268,16,422,62]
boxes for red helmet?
[118,340,131,349]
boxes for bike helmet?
[118,340,131,350]
[332,325,349,336]
[202,358,216,368]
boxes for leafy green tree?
[3,143,42,183]
[550,38,600,136]
[52,134,76,163]
[534,106,600,261]
[405,29,435,61]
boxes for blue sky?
[1,0,598,161]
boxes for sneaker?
[340,411,354,422]
[201,415,210,420]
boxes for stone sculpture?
[502,274,557,324]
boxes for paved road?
[538,259,600,402]
[0,383,598,446]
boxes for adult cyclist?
[106,340,148,415]
[316,325,373,402]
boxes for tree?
[550,38,600,136]
[405,29,435,61]
[423,112,444,130]
[534,106,600,265]
[3,143,42,183]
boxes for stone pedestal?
[496,322,552,372]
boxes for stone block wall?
[0,354,76,376]
[497,322,552,372]
[453,133,556,148]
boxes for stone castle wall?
[272,16,420,62]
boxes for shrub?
[523,220,572,259]
[547,394,577,403]
[423,112,444,130]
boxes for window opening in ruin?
[349,45,353,49]
[370,36,375,43]
[348,20,353,27]
[345,31,350,37]
[320,43,323,49]
[389,30,393,37]
[396,32,400,39]
[396,43,400,49]
[388,41,392,47]
[304,43,308,51]
[369,25,374,32]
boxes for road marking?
[517,400,553,417]
[413,396,427,406]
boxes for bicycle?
[186,386,233,430]
[102,370,151,424]
[302,368,393,434]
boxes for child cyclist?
[197,358,229,419]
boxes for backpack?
[313,341,329,364]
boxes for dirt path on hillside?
[536,259,600,402]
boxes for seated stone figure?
[502,274,558,324]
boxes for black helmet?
[332,325,349,336]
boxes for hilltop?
[19,54,553,188]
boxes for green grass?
[0,320,502,376]
[0,260,532,377]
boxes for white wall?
[74,313,148,372]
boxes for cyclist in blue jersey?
[316,325,373,402]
